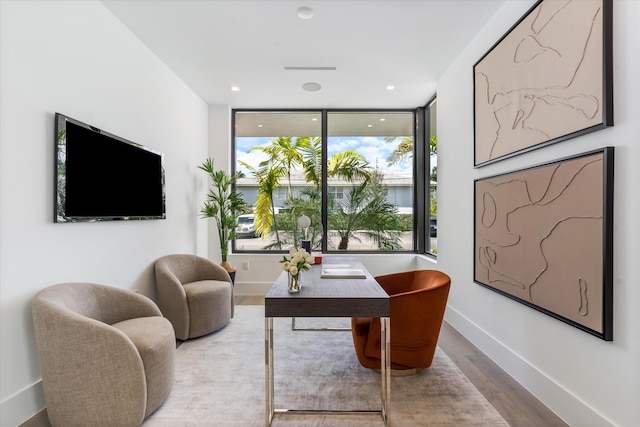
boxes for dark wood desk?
[264,257,390,426]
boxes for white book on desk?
[320,265,366,279]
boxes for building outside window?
[328,186,343,201]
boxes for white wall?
[205,105,233,263]
[230,252,420,295]
[0,1,208,425]
[436,1,640,426]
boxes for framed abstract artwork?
[474,147,614,340]
[474,0,613,167]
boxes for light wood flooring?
[22,296,568,427]
[236,295,568,427]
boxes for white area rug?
[143,305,508,426]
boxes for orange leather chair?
[351,269,451,375]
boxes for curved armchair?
[32,282,175,427]
[351,269,451,375]
[154,254,234,340]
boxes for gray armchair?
[154,254,234,340]
[32,282,175,427]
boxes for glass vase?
[288,273,301,293]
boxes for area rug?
[143,305,508,426]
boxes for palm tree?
[384,136,414,166]
[242,137,309,248]
[328,171,402,250]
[327,149,371,183]
[239,160,285,244]
[387,134,439,221]
[244,136,372,246]
[299,136,322,187]
[298,137,370,186]
[248,136,307,201]
[260,187,323,251]
[384,135,437,166]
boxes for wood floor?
[237,295,568,427]
[438,321,568,427]
[23,296,568,427]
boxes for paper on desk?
[320,265,366,278]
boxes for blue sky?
[236,136,415,176]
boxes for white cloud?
[236,149,269,175]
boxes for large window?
[425,98,437,256]
[234,111,321,252]
[233,109,415,253]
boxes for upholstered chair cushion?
[111,317,175,415]
[352,269,451,372]
[32,282,175,427]
[154,254,234,340]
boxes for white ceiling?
[102,0,506,110]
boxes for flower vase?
[288,273,301,293]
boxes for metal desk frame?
[264,257,390,426]
[265,317,390,425]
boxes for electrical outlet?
[242,261,250,270]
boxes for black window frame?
[231,107,431,255]
[421,95,437,258]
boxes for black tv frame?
[54,113,166,222]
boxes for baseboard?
[0,380,46,427]
[444,306,613,427]
[18,409,49,427]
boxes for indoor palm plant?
[198,158,248,279]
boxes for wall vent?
[284,66,336,71]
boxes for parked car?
[235,214,258,238]
[429,218,437,237]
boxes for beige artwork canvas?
[474,148,613,340]
[474,0,612,166]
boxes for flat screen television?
[55,113,166,222]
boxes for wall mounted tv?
[55,113,166,222]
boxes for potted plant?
[198,158,248,282]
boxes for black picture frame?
[473,0,613,167]
[474,147,614,340]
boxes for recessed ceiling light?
[258,124,263,128]
[386,85,395,91]
[312,118,318,121]
[302,82,322,92]
[230,86,240,91]
[380,118,386,122]
[367,124,373,128]
[297,6,314,19]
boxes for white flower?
[280,246,316,277]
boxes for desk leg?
[265,317,274,426]
[380,317,390,425]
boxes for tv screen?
[55,113,166,222]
